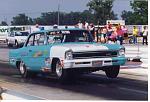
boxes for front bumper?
[63,57,126,69]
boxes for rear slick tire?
[18,61,36,78]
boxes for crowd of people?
[76,21,148,45]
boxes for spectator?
[106,22,113,39]
[89,23,95,38]
[116,25,124,45]
[132,26,138,44]
[142,26,148,45]
[77,20,83,29]
[33,24,40,32]
[97,28,105,43]
[102,27,108,43]
[106,21,112,30]
[84,21,89,30]
[97,28,101,42]
[110,27,117,43]
[94,30,98,42]
[122,25,128,44]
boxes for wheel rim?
[20,62,25,74]
[15,42,18,46]
[7,41,9,45]
[56,61,63,77]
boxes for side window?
[34,33,46,46]
[10,32,15,37]
[47,32,62,44]
[26,35,34,46]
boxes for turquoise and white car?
[9,28,126,81]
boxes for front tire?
[54,60,69,81]
[105,65,120,78]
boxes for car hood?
[53,43,121,52]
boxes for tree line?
[0,0,148,26]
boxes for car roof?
[33,28,87,34]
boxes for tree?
[11,14,33,25]
[87,0,117,25]
[33,11,95,25]
[0,21,8,26]
[80,10,95,24]
[121,0,148,25]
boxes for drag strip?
[0,67,148,100]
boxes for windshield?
[47,30,94,44]
[15,32,29,36]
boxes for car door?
[21,32,50,71]
[8,32,15,45]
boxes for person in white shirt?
[84,21,89,30]
[142,26,148,45]
[77,21,83,29]
[33,24,40,33]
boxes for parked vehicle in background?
[0,26,9,43]
[9,28,126,82]
[6,31,29,47]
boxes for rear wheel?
[105,65,120,78]
[18,61,37,78]
[7,40,13,47]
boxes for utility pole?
[57,0,60,26]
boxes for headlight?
[119,48,125,56]
[65,50,73,60]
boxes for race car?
[9,28,126,81]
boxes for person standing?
[77,20,83,29]
[117,25,124,45]
[110,27,117,43]
[97,28,105,43]
[84,21,89,30]
[89,23,95,38]
[32,24,41,33]
[106,22,112,38]
[122,25,128,44]
[142,26,148,45]
[132,26,138,44]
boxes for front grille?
[73,51,118,59]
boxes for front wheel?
[54,60,69,81]
[105,65,120,78]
